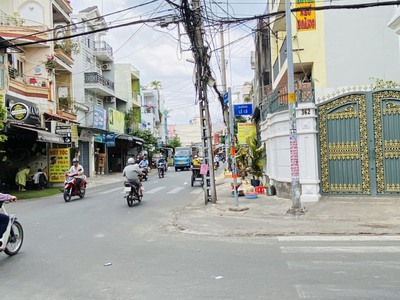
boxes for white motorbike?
[0,200,23,256]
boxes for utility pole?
[192,0,217,204]
[220,25,230,169]
[285,0,303,215]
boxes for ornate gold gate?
[318,89,400,195]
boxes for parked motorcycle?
[0,200,23,256]
[63,173,87,202]
[157,162,165,178]
[124,181,142,207]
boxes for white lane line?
[281,246,400,254]
[278,236,400,242]
[98,187,123,195]
[167,187,185,194]
[190,189,203,195]
[146,187,166,194]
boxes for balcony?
[132,92,140,107]
[261,81,315,118]
[84,72,115,96]
[53,0,73,14]
[94,41,113,61]
[270,0,286,32]
[8,73,50,100]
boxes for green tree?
[168,135,182,148]
[132,129,158,153]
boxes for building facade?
[254,1,400,200]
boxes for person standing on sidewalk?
[15,166,31,191]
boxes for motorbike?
[63,173,87,202]
[140,167,148,181]
[0,200,24,256]
[124,180,142,207]
[157,161,165,178]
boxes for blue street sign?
[223,92,229,105]
[234,104,253,116]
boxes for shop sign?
[80,129,93,141]
[93,105,106,130]
[296,0,316,31]
[237,123,256,145]
[105,132,115,147]
[71,125,79,145]
[6,95,40,125]
[108,108,125,134]
[94,133,105,143]
[56,125,71,144]
[49,148,70,183]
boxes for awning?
[115,134,144,145]
[44,112,80,124]
[11,124,65,144]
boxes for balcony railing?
[94,41,113,60]
[84,72,114,91]
[261,81,315,119]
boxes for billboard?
[108,108,125,134]
[237,123,256,145]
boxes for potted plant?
[246,134,265,187]
[236,145,250,179]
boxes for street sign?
[223,92,229,105]
[233,104,253,116]
[56,125,71,144]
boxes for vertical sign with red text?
[296,0,316,31]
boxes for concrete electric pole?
[285,0,303,215]
[191,0,217,204]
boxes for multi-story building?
[0,0,77,188]
[141,89,162,139]
[254,1,400,200]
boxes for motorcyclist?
[69,158,84,192]
[0,193,17,250]
[139,156,149,169]
[123,158,143,198]
[157,155,167,173]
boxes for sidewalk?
[174,177,400,237]
[86,171,400,236]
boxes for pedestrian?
[33,168,48,190]
[15,166,31,191]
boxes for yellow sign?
[108,108,125,134]
[288,93,296,103]
[49,148,70,183]
[71,124,78,145]
[238,123,256,145]
[296,0,316,31]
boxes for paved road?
[1,169,400,299]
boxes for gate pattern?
[318,89,400,195]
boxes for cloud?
[70,0,264,125]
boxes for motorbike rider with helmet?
[123,158,143,198]
[69,158,85,193]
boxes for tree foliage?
[0,99,7,144]
[168,135,182,148]
[131,129,157,153]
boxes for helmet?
[127,158,135,165]
[194,155,198,158]
[72,158,79,163]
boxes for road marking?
[167,187,185,194]
[277,236,400,242]
[287,260,400,270]
[98,187,122,195]
[146,187,166,194]
[190,189,203,195]
[281,246,400,254]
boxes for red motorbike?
[63,172,87,202]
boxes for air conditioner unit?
[104,96,115,103]
[102,63,112,71]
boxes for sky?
[69,0,268,126]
